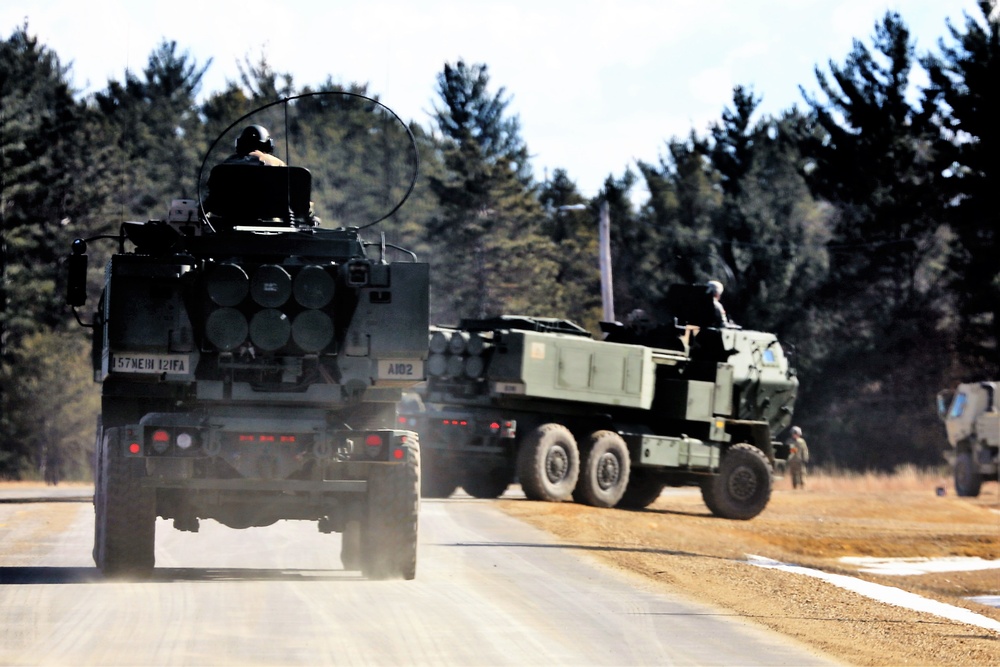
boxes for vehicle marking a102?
[378,359,424,380]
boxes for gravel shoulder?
[497,479,1000,667]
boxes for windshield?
[949,392,968,419]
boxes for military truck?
[66,93,427,579]
[936,382,1000,497]
[399,285,798,520]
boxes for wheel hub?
[727,465,758,501]
[545,446,569,483]
[596,452,621,490]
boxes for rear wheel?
[340,520,362,571]
[94,427,156,577]
[954,450,982,498]
[516,424,579,502]
[362,446,420,580]
[573,431,630,508]
[701,443,772,520]
[617,468,665,509]
[420,450,459,499]
[463,468,511,499]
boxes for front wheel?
[516,424,579,502]
[573,431,630,508]
[954,450,982,498]
[701,443,772,520]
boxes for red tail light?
[364,433,385,460]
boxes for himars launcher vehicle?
[66,93,428,579]
[400,285,798,520]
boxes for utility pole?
[598,200,614,323]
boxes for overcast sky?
[2,0,986,198]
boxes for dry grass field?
[498,469,1000,666]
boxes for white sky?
[1,0,985,198]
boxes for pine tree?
[702,91,831,333]
[93,40,209,220]
[923,0,1000,377]
[795,12,954,469]
[538,170,602,331]
[0,25,114,478]
[428,61,552,322]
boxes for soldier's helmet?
[626,308,653,335]
[235,125,274,156]
[791,426,802,436]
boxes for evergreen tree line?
[1,2,996,481]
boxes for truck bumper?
[141,478,367,493]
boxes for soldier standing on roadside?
[787,426,810,489]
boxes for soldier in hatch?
[228,124,286,166]
[707,280,733,328]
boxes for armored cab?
[68,93,427,579]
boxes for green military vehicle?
[66,93,427,579]
[937,382,1000,497]
[400,285,798,520]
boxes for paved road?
[0,489,840,666]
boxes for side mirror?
[66,239,88,307]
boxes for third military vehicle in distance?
[400,284,798,520]
[67,93,427,579]
[937,382,1000,497]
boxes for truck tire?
[954,450,982,497]
[617,469,665,509]
[362,447,420,580]
[463,468,511,499]
[421,451,459,499]
[516,423,580,502]
[700,443,772,520]
[94,427,156,577]
[573,431,630,508]
[91,417,105,565]
[341,520,362,571]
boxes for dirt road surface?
[498,478,1000,667]
[0,486,839,666]
[1,478,996,665]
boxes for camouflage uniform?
[787,430,809,489]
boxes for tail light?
[365,433,384,459]
[138,427,202,456]
[151,429,170,453]
[360,432,412,461]
[489,420,516,438]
